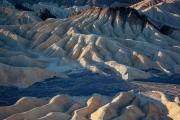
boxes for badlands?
[0,0,180,120]
[1,91,180,120]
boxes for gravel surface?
[0,71,180,106]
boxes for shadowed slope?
[0,6,180,87]
[7,0,142,7]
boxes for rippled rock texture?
[0,4,180,87]
[0,91,179,120]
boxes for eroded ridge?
[0,91,179,120]
[0,7,180,87]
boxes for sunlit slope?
[0,7,180,87]
[131,0,180,28]
[0,91,179,120]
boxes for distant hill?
[7,0,142,7]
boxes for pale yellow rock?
[1,91,180,120]
[153,91,180,120]
[6,95,72,120]
[0,97,45,120]
[0,48,36,58]
[174,97,180,104]
[90,91,133,120]
[0,63,68,88]
[66,103,83,114]
[105,61,152,80]
[0,6,179,86]
[71,94,101,120]
[37,112,71,120]
[0,55,48,68]
[113,105,145,120]
[131,51,152,70]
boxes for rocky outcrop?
[71,94,101,120]
[90,92,133,120]
[31,3,89,18]
[0,7,42,25]
[141,101,161,120]
[0,6,180,87]
[113,105,145,120]
[131,0,180,29]
[0,1,179,120]
[0,63,68,88]
[153,91,180,120]
[0,97,45,120]
[6,95,72,120]
[0,55,48,68]
[1,91,179,120]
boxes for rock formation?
[0,7,42,25]
[0,1,179,120]
[0,3,180,87]
[153,91,180,120]
[0,97,45,120]
[31,3,89,18]
[0,91,179,120]
[0,63,68,88]
[141,101,161,120]
[131,0,180,29]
